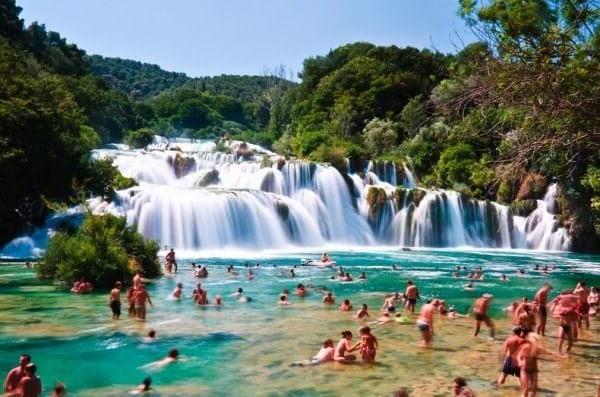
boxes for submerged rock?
[195,169,220,187]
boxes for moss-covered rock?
[510,199,538,217]
[411,188,427,206]
[366,187,387,207]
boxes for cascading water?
[1,138,572,256]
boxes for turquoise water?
[1,248,600,396]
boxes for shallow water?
[1,249,600,396]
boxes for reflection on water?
[1,249,599,396]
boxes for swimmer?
[51,383,67,397]
[404,280,419,314]
[340,299,353,312]
[500,274,508,282]
[358,272,367,280]
[129,377,152,395]
[356,304,370,319]
[447,307,467,319]
[232,288,243,297]
[472,293,495,339]
[143,330,157,343]
[333,331,357,363]
[171,283,183,300]
[290,339,335,367]
[464,283,474,290]
[142,349,179,371]
[323,292,335,305]
[278,295,290,306]
[247,269,255,280]
[109,281,122,320]
[296,284,307,297]
[371,306,395,325]
[212,295,222,305]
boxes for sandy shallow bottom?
[1,249,600,396]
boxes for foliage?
[362,118,399,157]
[82,158,137,199]
[434,144,477,188]
[39,213,160,288]
[124,127,156,148]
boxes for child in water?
[353,326,377,363]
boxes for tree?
[39,213,160,288]
[125,127,156,148]
[362,118,399,157]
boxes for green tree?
[362,118,399,157]
[125,127,156,148]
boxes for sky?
[17,0,475,78]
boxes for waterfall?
[1,138,573,256]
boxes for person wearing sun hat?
[472,293,495,339]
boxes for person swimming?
[340,299,353,311]
[143,330,157,343]
[323,292,335,305]
[142,349,179,371]
[129,377,152,395]
[278,295,290,306]
[171,283,183,300]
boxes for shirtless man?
[133,272,143,290]
[109,281,122,320]
[498,327,526,386]
[134,286,153,321]
[12,363,41,397]
[296,284,307,297]
[142,349,179,370]
[573,281,590,330]
[322,292,335,304]
[165,248,177,273]
[291,339,335,367]
[516,335,539,397]
[534,283,552,335]
[3,354,31,393]
[472,293,495,339]
[558,308,578,354]
[404,281,419,314]
[382,292,402,312]
[416,299,439,347]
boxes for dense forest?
[1,0,599,251]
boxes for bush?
[84,158,137,199]
[124,127,156,148]
[434,143,476,187]
[39,213,160,288]
[362,118,399,157]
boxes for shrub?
[39,213,160,288]
[362,118,399,157]
[124,127,156,148]
[434,143,476,187]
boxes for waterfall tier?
[1,138,571,257]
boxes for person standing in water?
[172,283,183,299]
[353,326,377,363]
[3,354,31,393]
[416,299,439,348]
[534,283,552,335]
[109,281,122,320]
[165,248,177,273]
[516,333,539,397]
[11,363,41,397]
[404,281,419,314]
[497,327,526,386]
[573,281,590,330]
[134,285,153,321]
[323,292,335,304]
[472,294,495,339]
